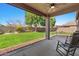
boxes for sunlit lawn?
[0,32,44,49]
[0,31,72,49]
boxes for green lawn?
[0,32,44,49]
[0,31,72,49]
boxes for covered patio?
[2,3,79,56]
[3,35,79,56]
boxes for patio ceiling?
[9,3,79,17]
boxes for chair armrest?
[65,35,72,44]
[57,40,64,45]
[57,40,71,47]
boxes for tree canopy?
[25,12,45,26]
[50,17,56,27]
[25,11,56,31]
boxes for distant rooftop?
[63,20,77,26]
[56,20,77,27]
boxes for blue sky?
[0,3,76,26]
[0,3,25,25]
[55,12,76,25]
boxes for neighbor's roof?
[56,20,77,27]
[64,20,77,26]
[9,3,79,17]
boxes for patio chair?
[56,32,79,56]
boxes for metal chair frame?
[56,35,77,56]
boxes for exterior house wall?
[56,25,77,33]
[56,20,77,33]
[0,26,17,33]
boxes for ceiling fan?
[50,3,55,8]
[48,3,55,13]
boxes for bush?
[16,25,25,32]
[0,30,4,34]
[26,25,33,32]
[36,27,45,32]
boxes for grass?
[0,31,72,49]
[0,32,44,49]
[50,32,57,35]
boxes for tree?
[25,12,34,31]
[25,12,42,32]
[25,12,34,27]
[39,16,45,26]
[50,17,56,31]
[25,11,56,32]
[32,15,40,32]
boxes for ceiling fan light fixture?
[51,6,55,8]
[50,3,55,9]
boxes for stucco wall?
[56,26,77,33]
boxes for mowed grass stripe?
[0,32,44,49]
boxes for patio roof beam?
[8,3,47,16]
[8,3,79,17]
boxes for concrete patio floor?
[3,35,79,56]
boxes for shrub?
[26,25,33,32]
[0,30,4,34]
[16,25,24,32]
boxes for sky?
[0,3,25,26]
[55,12,76,25]
[0,3,76,26]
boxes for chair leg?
[72,48,77,56]
[66,47,77,56]
[56,41,59,51]
[66,48,70,56]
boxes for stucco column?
[76,11,79,32]
[45,17,50,40]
